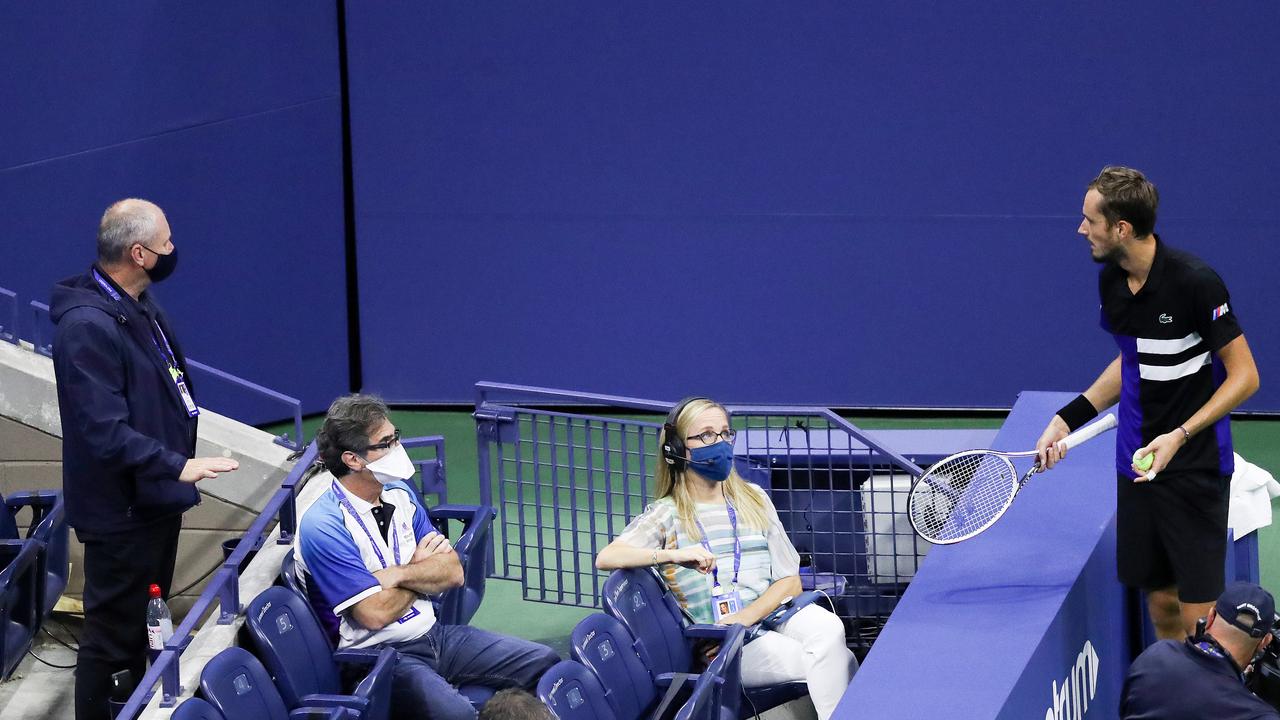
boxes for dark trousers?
[390,623,559,720]
[75,515,182,720]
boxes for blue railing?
[0,287,16,345]
[473,381,929,654]
[6,284,303,450]
[185,359,305,451]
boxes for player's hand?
[1034,416,1071,470]
[412,532,452,562]
[696,640,721,663]
[664,546,716,573]
[179,457,239,483]
[1132,429,1187,482]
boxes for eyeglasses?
[361,429,401,452]
[686,429,737,445]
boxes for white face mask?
[362,443,415,485]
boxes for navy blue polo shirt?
[1120,638,1277,719]
[1099,237,1243,478]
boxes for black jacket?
[51,268,200,536]
[1121,637,1278,720]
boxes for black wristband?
[1056,394,1098,432]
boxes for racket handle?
[1058,413,1117,451]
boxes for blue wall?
[843,393,1130,718]
[0,3,347,419]
[345,1,1280,409]
[5,4,1278,416]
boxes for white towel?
[1228,452,1280,539]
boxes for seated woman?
[596,397,855,720]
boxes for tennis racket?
[907,413,1117,544]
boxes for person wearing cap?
[1121,582,1279,719]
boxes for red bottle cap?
[149,584,162,599]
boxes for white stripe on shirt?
[1139,352,1211,381]
[1136,332,1203,355]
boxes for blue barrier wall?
[0,3,347,419]
[345,2,1280,409]
[841,392,1129,718]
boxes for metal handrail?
[185,359,305,450]
[0,287,16,345]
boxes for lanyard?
[91,269,182,378]
[332,481,401,569]
[693,500,740,587]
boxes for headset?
[660,396,713,472]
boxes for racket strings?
[909,453,1018,543]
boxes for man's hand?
[179,457,239,483]
[1034,416,1071,470]
[372,565,403,590]
[1131,429,1187,482]
[411,532,452,563]
[664,546,716,573]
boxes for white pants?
[740,604,857,720]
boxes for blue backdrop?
[0,3,347,419]
[345,1,1280,409]
[4,4,1277,417]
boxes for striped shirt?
[617,485,800,624]
[1099,237,1243,477]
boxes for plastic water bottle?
[145,584,173,656]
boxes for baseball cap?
[1216,582,1277,639]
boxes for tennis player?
[1034,166,1260,639]
[596,397,855,720]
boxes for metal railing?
[4,284,304,449]
[474,382,928,655]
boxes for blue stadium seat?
[200,647,339,720]
[425,503,494,626]
[0,539,41,680]
[602,568,807,718]
[244,586,395,720]
[673,623,746,720]
[171,697,225,720]
[569,613,660,720]
[3,490,69,618]
[537,660,618,720]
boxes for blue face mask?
[688,441,734,482]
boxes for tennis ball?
[1132,450,1154,472]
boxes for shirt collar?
[334,480,388,515]
[1136,234,1166,296]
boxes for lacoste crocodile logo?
[1158,314,1173,324]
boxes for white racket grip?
[1057,413,1117,452]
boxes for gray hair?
[96,199,161,264]
[316,394,390,477]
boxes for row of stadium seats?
[167,498,497,719]
[0,488,69,679]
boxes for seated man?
[1121,581,1278,720]
[297,394,558,720]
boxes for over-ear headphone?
[660,396,710,472]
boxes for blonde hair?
[654,397,770,541]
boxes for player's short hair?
[316,394,390,477]
[1088,166,1159,238]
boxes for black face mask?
[139,244,179,283]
